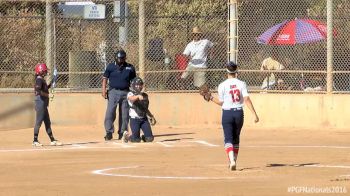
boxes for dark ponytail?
[226,61,238,74]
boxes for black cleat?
[141,135,154,142]
[104,133,113,141]
[118,130,127,140]
[141,135,146,142]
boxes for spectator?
[260,52,285,90]
[181,26,214,88]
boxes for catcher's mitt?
[149,116,157,126]
[199,84,212,102]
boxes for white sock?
[228,151,235,164]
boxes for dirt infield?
[0,125,349,196]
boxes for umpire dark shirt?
[103,62,136,90]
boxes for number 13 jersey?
[218,78,249,110]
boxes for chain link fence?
[0,0,349,93]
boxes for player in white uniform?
[209,62,259,171]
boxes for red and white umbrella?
[257,19,331,45]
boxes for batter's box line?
[188,140,219,147]
[63,140,218,148]
[71,144,89,148]
[156,141,173,147]
[157,140,219,147]
[0,140,219,153]
[111,142,136,148]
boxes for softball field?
[0,124,349,196]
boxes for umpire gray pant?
[104,89,129,134]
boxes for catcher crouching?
[122,77,156,143]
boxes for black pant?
[34,98,52,137]
[129,117,154,142]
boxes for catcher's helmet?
[115,50,127,59]
[35,63,48,75]
[131,77,144,94]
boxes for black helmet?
[131,77,144,94]
[115,50,127,59]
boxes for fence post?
[138,0,145,81]
[326,0,333,94]
[45,0,54,79]
[105,2,115,64]
[228,0,238,63]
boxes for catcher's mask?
[131,77,144,94]
[226,61,238,74]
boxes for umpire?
[102,50,136,140]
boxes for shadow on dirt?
[158,138,194,142]
[154,132,195,142]
[154,132,194,137]
[237,167,262,171]
[266,163,319,167]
